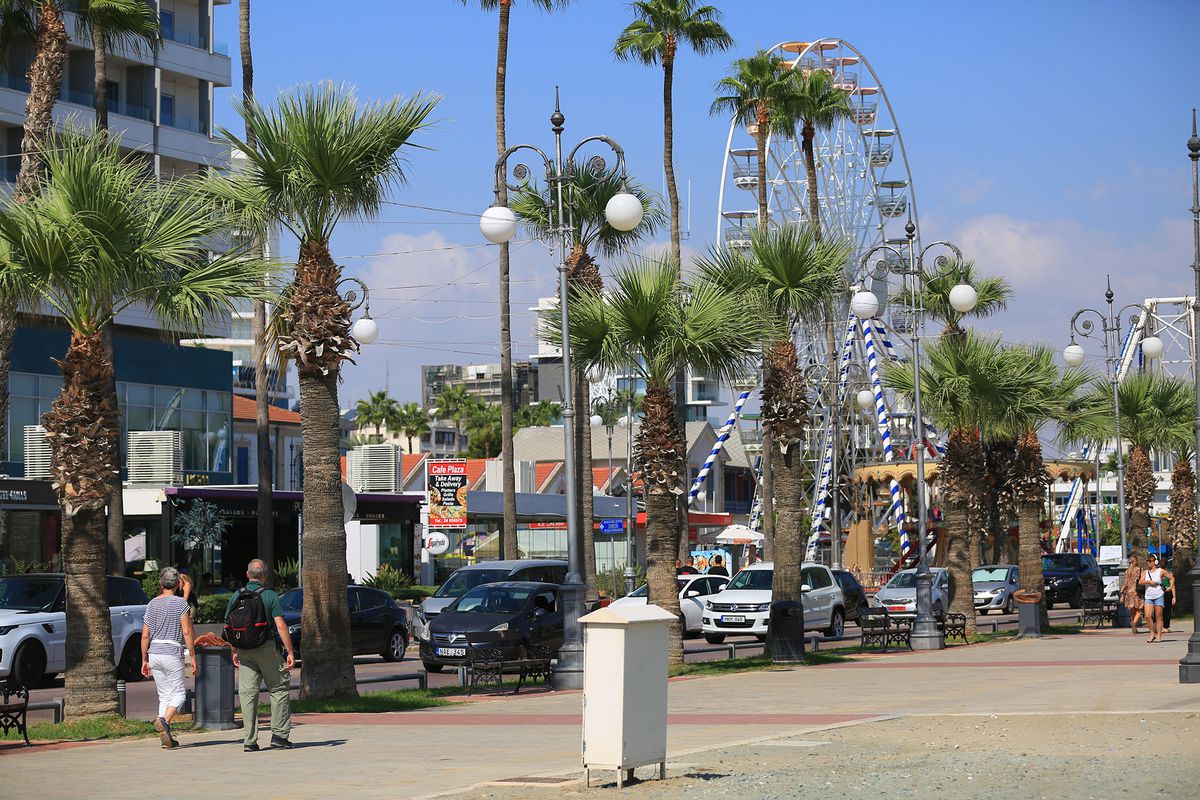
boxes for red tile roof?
[401,453,428,485]
[592,466,612,492]
[232,395,301,425]
[535,462,562,493]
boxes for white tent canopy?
[713,524,763,545]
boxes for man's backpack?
[224,588,272,648]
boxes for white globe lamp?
[948,283,978,314]
[856,389,875,412]
[1141,335,1164,360]
[480,205,517,244]
[850,290,880,320]
[1062,343,1085,367]
[605,192,644,232]
[351,316,379,345]
[589,414,603,427]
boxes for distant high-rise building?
[421,361,535,410]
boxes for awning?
[713,524,763,545]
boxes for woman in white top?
[139,567,198,748]
[1139,554,1166,643]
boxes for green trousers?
[237,643,291,744]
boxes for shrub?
[192,594,228,625]
[274,558,299,592]
[395,586,437,603]
[141,572,161,601]
[362,564,413,596]
[597,562,646,600]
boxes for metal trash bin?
[194,645,238,730]
[1014,590,1043,639]
[767,600,806,663]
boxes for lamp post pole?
[1180,109,1200,682]
[624,370,637,596]
[483,92,642,690]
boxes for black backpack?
[224,588,271,648]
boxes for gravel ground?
[451,712,1200,800]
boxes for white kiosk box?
[580,603,676,788]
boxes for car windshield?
[973,567,1010,582]
[434,569,510,598]
[629,584,649,597]
[886,572,917,589]
[726,569,773,590]
[453,586,533,614]
[1100,564,1124,577]
[279,589,303,613]
[0,576,61,611]
[1043,555,1080,571]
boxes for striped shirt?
[145,595,190,656]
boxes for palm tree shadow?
[184,739,347,749]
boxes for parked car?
[871,567,950,619]
[831,569,870,623]
[973,564,1019,615]
[279,585,410,662]
[419,581,563,672]
[611,574,730,634]
[700,562,845,644]
[0,574,148,687]
[1041,552,1103,608]
[415,559,567,640]
[1100,561,1123,603]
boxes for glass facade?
[5,372,62,464]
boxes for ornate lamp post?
[618,371,638,596]
[1181,110,1200,683]
[1062,281,1162,627]
[592,391,620,584]
[852,220,977,651]
[480,93,643,689]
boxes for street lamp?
[855,220,976,651]
[618,374,638,596]
[1181,109,1200,683]
[339,276,379,345]
[481,92,642,690]
[593,392,620,583]
[1064,278,1146,627]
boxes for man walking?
[224,559,296,751]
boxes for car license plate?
[721,615,746,623]
[436,647,466,657]
[886,605,907,612]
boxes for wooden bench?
[465,632,554,696]
[0,685,30,746]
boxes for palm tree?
[355,390,399,443]
[697,225,847,646]
[73,0,160,132]
[1067,373,1194,566]
[460,0,568,562]
[466,403,503,458]
[435,385,475,456]
[1168,447,1196,613]
[564,259,767,664]
[0,132,269,716]
[514,163,662,599]
[898,260,1012,342]
[613,0,732,268]
[516,398,562,428]
[781,69,851,236]
[396,401,430,453]
[213,83,438,701]
[884,333,1035,638]
[710,50,799,229]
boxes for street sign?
[599,518,624,534]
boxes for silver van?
[414,559,567,640]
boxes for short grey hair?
[247,559,268,580]
[158,567,181,590]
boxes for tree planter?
[1014,590,1043,638]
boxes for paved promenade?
[3,628,1197,799]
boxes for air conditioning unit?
[347,444,400,493]
[127,431,183,484]
[23,425,52,480]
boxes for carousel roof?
[852,459,1096,484]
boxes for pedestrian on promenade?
[678,557,699,575]
[140,567,197,750]
[707,555,729,577]
[1120,555,1143,635]
[1161,565,1177,633]
[1140,554,1165,643]
[224,558,296,752]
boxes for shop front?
[0,479,60,573]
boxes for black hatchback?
[831,569,870,623]
[420,581,563,672]
[1041,553,1103,608]
[279,585,410,662]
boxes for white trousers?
[148,653,186,718]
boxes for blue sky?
[217,1,1200,416]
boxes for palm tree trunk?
[93,32,108,132]
[240,0,275,580]
[1018,499,1046,624]
[662,43,680,268]
[1126,445,1154,564]
[42,330,119,717]
[638,381,686,665]
[763,341,807,607]
[494,1,518,560]
[801,122,822,235]
[0,303,12,461]
[101,323,124,575]
[760,436,774,560]
[943,499,976,638]
[754,121,768,229]
[576,373,597,602]
[1168,458,1195,614]
[16,3,69,198]
[291,242,356,701]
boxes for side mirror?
[801,584,812,593]
[685,590,700,598]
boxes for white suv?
[0,574,149,687]
[700,561,845,644]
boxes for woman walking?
[1119,555,1143,635]
[140,567,198,749]
[1140,554,1166,643]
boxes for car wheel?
[1070,588,1083,609]
[824,609,845,638]
[10,641,47,689]
[117,637,144,682]
[422,660,444,673]
[979,608,988,616]
[1003,596,1014,615]
[382,629,408,662]
[933,601,945,621]
[704,633,726,644]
